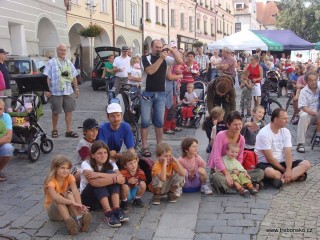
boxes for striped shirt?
[43,58,77,96]
[195,54,210,70]
[120,168,146,189]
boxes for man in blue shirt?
[97,103,135,161]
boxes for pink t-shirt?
[178,155,206,173]
[207,130,245,171]
[296,74,306,87]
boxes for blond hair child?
[127,56,142,86]
[181,83,198,127]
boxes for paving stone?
[228,219,255,227]
[224,207,251,214]
[221,234,251,240]
[194,233,221,240]
[134,228,154,240]
[217,213,244,220]
[212,226,243,234]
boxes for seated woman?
[208,111,264,194]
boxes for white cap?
[106,103,122,114]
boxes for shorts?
[256,160,303,170]
[140,91,166,128]
[151,173,184,195]
[50,94,76,114]
[47,191,73,221]
[127,186,139,201]
[0,89,12,111]
[251,83,261,97]
[0,143,14,156]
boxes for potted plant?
[79,24,103,38]
[218,3,221,7]
[156,21,161,25]
[210,7,214,10]
[162,23,166,27]
[193,40,204,48]
[146,18,151,22]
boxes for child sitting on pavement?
[150,143,186,205]
[44,155,92,235]
[240,70,252,118]
[120,151,146,210]
[178,137,213,194]
[181,83,198,127]
[222,143,258,197]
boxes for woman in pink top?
[179,51,199,100]
[208,111,264,194]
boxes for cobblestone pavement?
[0,82,319,240]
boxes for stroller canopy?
[13,74,50,94]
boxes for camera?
[162,48,169,52]
[61,71,69,77]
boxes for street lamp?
[85,0,97,69]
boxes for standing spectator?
[195,47,210,74]
[215,47,237,83]
[103,54,115,99]
[0,99,13,182]
[113,46,131,95]
[140,40,183,157]
[255,48,262,56]
[0,48,12,110]
[266,51,274,67]
[210,49,221,81]
[43,44,80,139]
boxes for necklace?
[226,131,238,142]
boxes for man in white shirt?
[210,49,221,80]
[255,108,310,189]
[113,45,131,94]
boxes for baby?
[127,56,142,87]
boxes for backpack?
[138,155,154,190]
[242,150,258,170]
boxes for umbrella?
[315,41,320,50]
[208,29,283,51]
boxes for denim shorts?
[127,186,139,201]
[0,143,14,156]
[140,91,166,128]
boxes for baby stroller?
[6,74,53,162]
[176,81,207,128]
[265,70,280,94]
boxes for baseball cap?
[0,49,8,54]
[79,118,99,130]
[122,45,129,51]
[106,103,122,114]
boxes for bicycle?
[260,84,282,123]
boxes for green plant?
[79,24,103,38]
[146,18,151,22]
[162,23,166,27]
[193,40,204,48]
[156,21,161,25]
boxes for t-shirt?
[141,55,175,92]
[120,168,146,189]
[113,56,131,78]
[80,160,118,193]
[178,155,206,173]
[76,138,94,163]
[104,62,114,77]
[222,155,246,172]
[255,124,292,164]
[44,174,75,209]
[97,122,135,152]
[151,160,179,178]
[0,112,12,131]
[184,91,198,105]
[0,62,10,89]
[127,67,142,86]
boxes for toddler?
[181,83,198,127]
[150,143,186,205]
[120,151,146,210]
[44,155,91,235]
[178,138,213,194]
[240,70,252,118]
[222,143,258,197]
[127,56,142,87]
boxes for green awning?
[253,32,284,51]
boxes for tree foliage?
[276,0,320,42]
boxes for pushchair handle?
[0,96,24,107]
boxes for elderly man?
[296,71,320,153]
[44,44,79,138]
[256,108,310,188]
[195,47,210,73]
[0,99,13,182]
[140,40,183,157]
[215,47,237,82]
[113,45,131,94]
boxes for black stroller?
[5,74,53,162]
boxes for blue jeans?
[0,143,14,156]
[140,91,166,128]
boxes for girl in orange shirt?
[44,155,91,235]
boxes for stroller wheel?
[40,139,54,154]
[27,142,40,162]
[194,119,200,128]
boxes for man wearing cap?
[113,46,131,95]
[97,103,135,161]
[0,48,12,109]
[43,43,79,139]
[140,39,183,157]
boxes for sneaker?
[186,119,191,127]
[81,212,92,232]
[167,192,177,203]
[66,217,78,235]
[133,198,144,208]
[104,211,121,228]
[291,116,299,125]
[238,188,250,197]
[248,186,258,195]
[152,194,160,205]
[271,179,283,189]
[120,200,129,210]
[114,208,129,222]
[172,127,182,132]
[201,184,213,195]
[174,187,182,198]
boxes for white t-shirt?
[255,124,292,164]
[127,67,142,86]
[113,55,131,78]
[184,92,198,106]
[80,160,118,193]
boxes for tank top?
[248,64,260,83]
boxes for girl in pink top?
[178,137,212,194]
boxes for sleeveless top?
[248,64,260,83]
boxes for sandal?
[0,171,7,182]
[314,136,320,145]
[141,148,151,157]
[51,130,58,138]
[65,131,79,138]
[296,144,305,153]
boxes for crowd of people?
[0,42,318,235]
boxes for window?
[180,13,184,29]
[162,9,165,24]
[235,22,241,32]
[197,18,200,30]
[156,6,159,23]
[211,23,214,35]
[131,2,137,26]
[189,16,193,32]
[146,2,150,19]
[171,9,176,27]
[204,20,207,33]
[235,3,244,10]
[100,0,107,13]
[116,0,124,21]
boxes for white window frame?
[131,2,137,26]
[116,0,124,21]
[100,0,107,13]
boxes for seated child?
[181,83,198,127]
[240,70,252,118]
[120,151,146,210]
[44,155,91,235]
[127,56,142,87]
[222,143,258,197]
[178,137,213,194]
[241,106,266,150]
[150,143,186,205]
